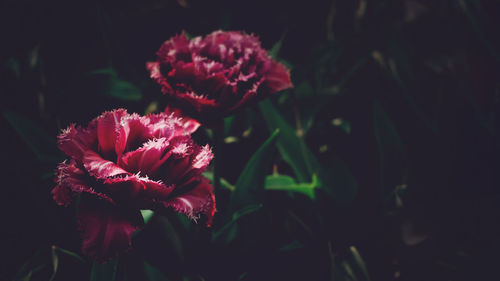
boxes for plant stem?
[213,129,223,190]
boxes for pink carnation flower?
[147,30,293,125]
[52,109,214,262]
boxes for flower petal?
[263,61,293,93]
[163,176,216,226]
[157,32,191,64]
[57,123,97,162]
[103,175,173,208]
[53,160,114,205]
[77,198,144,262]
[83,150,129,179]
[115,114,151,156]
[96,109,127,160]
[52,184,72,206]
[164,105,200,135]
[120,138,171,177]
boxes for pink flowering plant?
[53,109,214,262]
[147,30,293,126]
[5,1,496,280]
[7,25,380,281]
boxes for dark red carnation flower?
[52,109,214,262]
[147,30,293,125]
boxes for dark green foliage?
[2,0,499,281]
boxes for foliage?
[2,0,499,280]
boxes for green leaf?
[5,57,21,78]
[2,110,61,163]
[259,99,357,203]
[90,67,142,101]
[458,0,500,62]
[53,246,85,262]
[280,240,305,252]
[265,174,318,200]
[48,246,58,281]
[202,171,235,191]
[229,129,280,211]
[332,118,351,134]
[373,101,406,196]
[140,210,155,224]
[294,81,314,99]
[322,154,359,204]
[224,116,234,137]
[212,204,263,243]
[348,246,370,281]
[90,258,118,281]
[20,271,32,281]
[89,67,117,76]
[143,261,169,281]
[259,100,313,182]
[268,33,285,59]
[107,77,142,101]
[341,261,358,281]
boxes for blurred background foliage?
[1,0,499,280]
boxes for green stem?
[213,129,223,190]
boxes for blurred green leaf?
[229,129,280,211]
[2,110,61,163]
[12,248,47,281]
[89,67,117,76]
[348,246,370,281]
[90,258,118,281]
[294,81,314,99]
[212,204,263,243]
[268,32,286,59]
[4,57,21,78]
[265,174,318,200]
[90,67,142,101]
[20,271,32,281]
[143,261,169,281]
[332,118,351,134]
[237,272,248,281]
[156,216,184,259]
[53,246,85,262]
[107,77,142,101]
[388,42,435,131]
[340,261,358,281]
[141,210,155,225]
[322,155,358,204]
[373,101,405,195]
[458,0,500,62]
[224,116,234,137]
[259,99,357,203]
[259,99,313,182]
[280,240,305,252]
[48,246,58,281]
[202,171,235,191]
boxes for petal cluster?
[147,30,293,124]
[52,109,214,262]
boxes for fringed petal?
[96,109,127,160]
[57,123,97,162]
[77,198,144,263]
[53,160,114,205]
[163,177,216,226]
[147,30,294,124]
[262,61,293,93]
[83,150,129,179]
[103,175,173,208]
[116,114,151,155]
[120,138,171,177]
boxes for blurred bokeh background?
[1,0,499,280]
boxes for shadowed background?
[1,0,499,280]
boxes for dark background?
[1,0,499,280]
